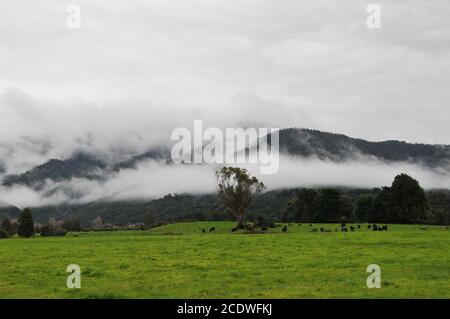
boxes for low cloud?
[1,155,449,209]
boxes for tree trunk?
[236,212,246,229]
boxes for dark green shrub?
[40,224,67,237]
[0,228,9,239]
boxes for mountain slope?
[2,128,450,189]
[1,153,107,188]
[0,200,21,221]
[276,128,450,167]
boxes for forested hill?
[277,128,450,167]
[2,128,450,188]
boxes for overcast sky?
[0,0,449,161]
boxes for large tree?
[17,208,34,238]
[216,167,265,228]
[370,174,429,223]
[390,173,429,223]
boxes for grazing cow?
[341,226,348,232]
[312,228,318,232]
[201,229,206,233]
[309,224,312,227]
[282,225,288,232]
[368,225,372,229]
[262,226,268,231]
[350,226,355,232]
[231,228,238,233]
[209,227,216,232]
[372,224,379,231]
[357,225,361,230]
[320,227,324,232]
[381,225,388,231]
[298,224,302,226]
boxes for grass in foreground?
[0,222,449,298]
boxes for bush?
[40,224,67,237]
[1,218,12,234]
[40,224,51,237]
[52,227,68,236]
[0,228,9,239]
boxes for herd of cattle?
[200,222,390,234]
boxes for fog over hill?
[1,127,450,212]
[1,1,450,223]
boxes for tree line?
[0,170,445,239]
[285,174,432,224]
[0,209,81,239]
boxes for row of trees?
[215,168,433,225]
[0,209,82,239]
[0,169,439,237]
[0,208,34,238]
[286,174,431,224]
[215,168,433,226]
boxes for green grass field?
[0,222,449,298]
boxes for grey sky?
[0,0,449,155]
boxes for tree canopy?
[216,167,265,227]
[17,208,34,238]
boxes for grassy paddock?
[0,222,449,298]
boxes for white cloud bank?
[1,156,449,209]
[0,1,449,207]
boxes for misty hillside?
[28,190,297,226]
[277,129,450,167]
[1,153,107,189]
[0,199,21,221]
[2,128,450,189]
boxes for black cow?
[209,227,216,232]
[350,226,355,232]
[282,225,288,232]
[231,228,238,233]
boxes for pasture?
[0,222,449,298]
